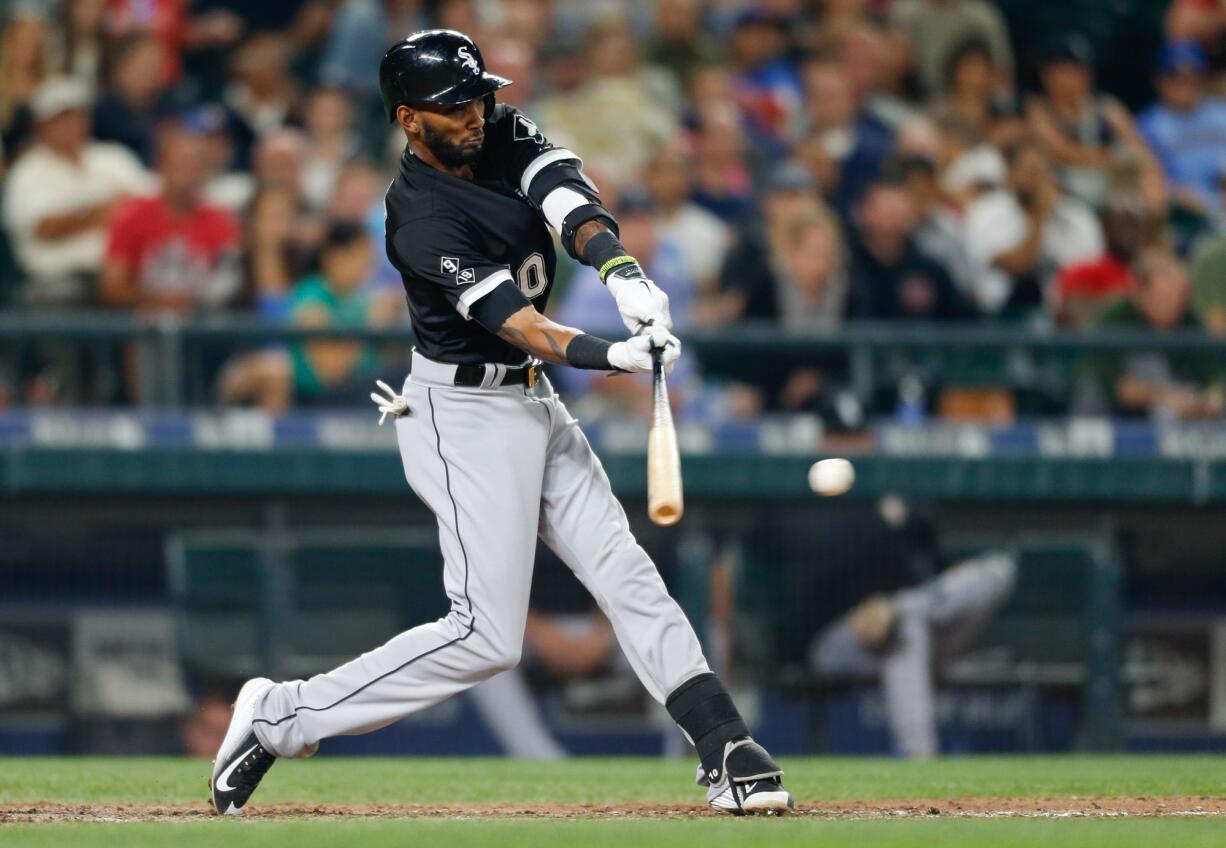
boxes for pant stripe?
[253,388,476,727]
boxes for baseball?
[809,458,855,496]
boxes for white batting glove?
[607,326,681,374]
[370,380,409,425]
[606,267,672,333]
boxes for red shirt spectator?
[102,128,241,313]
[1054,255,1135,327]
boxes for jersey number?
[516,253,548,299]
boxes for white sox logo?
[458,46,479,74]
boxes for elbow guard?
[524,160,618,260]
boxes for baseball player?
[210,29,793,817]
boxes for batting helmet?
[379,29,512,123]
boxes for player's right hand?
[607,326,680,374]
[371,380,410,425]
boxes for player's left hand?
[608,326,681,374]
[371,380,410,425]
[606,265,672,334]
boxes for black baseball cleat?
[700,739,796,815]
[209,677,276,815]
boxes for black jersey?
[385,104,578,365]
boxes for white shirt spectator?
[4,141,152,294]
[964,188,1104,314]
[654,203,729,288]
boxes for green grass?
[3,756,1224,848]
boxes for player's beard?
[421,122,484,168]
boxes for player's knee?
[480,643,522,675]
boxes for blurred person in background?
[800,54,893,217]
[930,37,1024,150]
[1084,247,1224,421]
[1052,189,1147,329]
[59,0,108,85]
[1027,33,1166,213]
[890,0,1014,100]
[91,34,172,166]
[841,21,920,133]
[318,0,423,102]
[931,112,1007,209]
[220,222,383,412]
[246,186,304,321]
[642,140,730,303]
[687,101,755,224]
[3,76,151,308]
[244,128,323,315]
[220,32,300,171]
[963,138,1103,319]
[725,9,804,156]
[482,37,538,112]
[717,162,829,324]
[536,13,679,186]
[1138,42,1226,223]
[300,86,361,213]
[100,124,241,315]
[742,498,1015,758]
[192,104,252,212]
[895,153,981,301]
[846,173,975,322]
[647,0,716,90]
[0,9,58,159]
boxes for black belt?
[451,360,541,388]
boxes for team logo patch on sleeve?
[441,257,459,275]
[457,268,476,284]
[513,114,546,144]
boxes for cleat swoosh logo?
[215,745,257,793]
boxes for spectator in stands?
[59,0,108,85]
[801,54,893,216]
[687,103,755,225]
[718,162,828,324]
[0,10,57,160]
[847,174,975,322]
[963,138,1103,319]
[1027,34,1165,212]
[300,86,360,213]
[246,186,304,322]
[221,33,299,171]
[891,0,1015,100]
[1087,247,1224,420]
[931,37,1024,150]
[3,76,151,307]
[642,141,730,298]
[1138,42,1226,221]
[895,154,981,301]
[536,14,679,186]
[842,21,919,133]
[726,9,804,155]
[101,125,241,314]
[319,0,420,99]
[220,223,382,412]
[1052,190,1147,329]
[647,0,716,90]
[92,35,172,166]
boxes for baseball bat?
[647,348,684,526]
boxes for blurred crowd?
[2,0,1226,423]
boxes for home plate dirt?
[3,797,1226,823]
